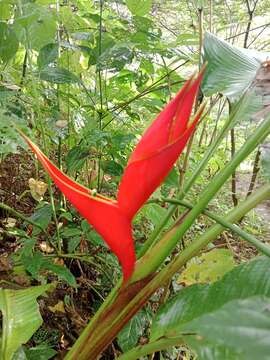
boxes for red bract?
[118,72,204,219]
[20,70,204,282]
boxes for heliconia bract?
[20,69,205,282]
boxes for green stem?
[97,0,103,192]
[39,125,62,253]
[117,336,185,360]
[0,202,46,233]
[151,198,270,257]
[66,184,270,360]
[134,113,270,280]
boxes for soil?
[236,171,270,240]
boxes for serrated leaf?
[45,263,76,287]
[66,145,89,173]
[23,344,57,360]
[126,0,152,16]
[0,285,51,360]
[28,204,52,235]
[142,203,173,229]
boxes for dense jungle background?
[1,0,270,359]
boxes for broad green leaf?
[0,285,51,360]
[0,22,18,62]
[28,203,52,235]
[38,67,79,84]
[67,237,81,253]
[21,251,76,287]
[0,112,25,156]
[178,249,235,285]
[151,257,270,341]
[142,203,172,229]
[164,167,179,187]
[21,251,44,279]
[185,296,270,360]
[66,145,89,173]
[186,338,245,360]
[24,344,57,360]
[37,43,58,69]
[176,33,199,46]
[126,0,152,16]
[101,160,123,176]
[202,32,262,100]
[45,263,76,287]
[117,309,151,352]
[86,230,107,247]
[14,3,56,50]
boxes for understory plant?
[16,64,270,359]
[1,2,270,357]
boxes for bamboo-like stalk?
[66,183,270,360]
[66,113,270,359]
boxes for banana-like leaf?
[0,285,51,360]
[151,257,270,340]
[202,32,270,100]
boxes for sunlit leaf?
[202,32,263,100]
[126,0,152,16]
[178,249,235,285]
[0,22,18,62]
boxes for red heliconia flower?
[20,70,204,282]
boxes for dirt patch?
[236,172,270,240]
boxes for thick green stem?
[66,184,270,360]
[151,198,270,257]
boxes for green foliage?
[38,67,79,84]
[0,22,18,62]
[186,296,270,360]
[37,43,59,69]
[178,249,235,285]
[0,285,51,360]
[1,1,270,359]
[150,257,270,358]
[117,308,152,352]
[202,32,262,100]
[126,0,152,16]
